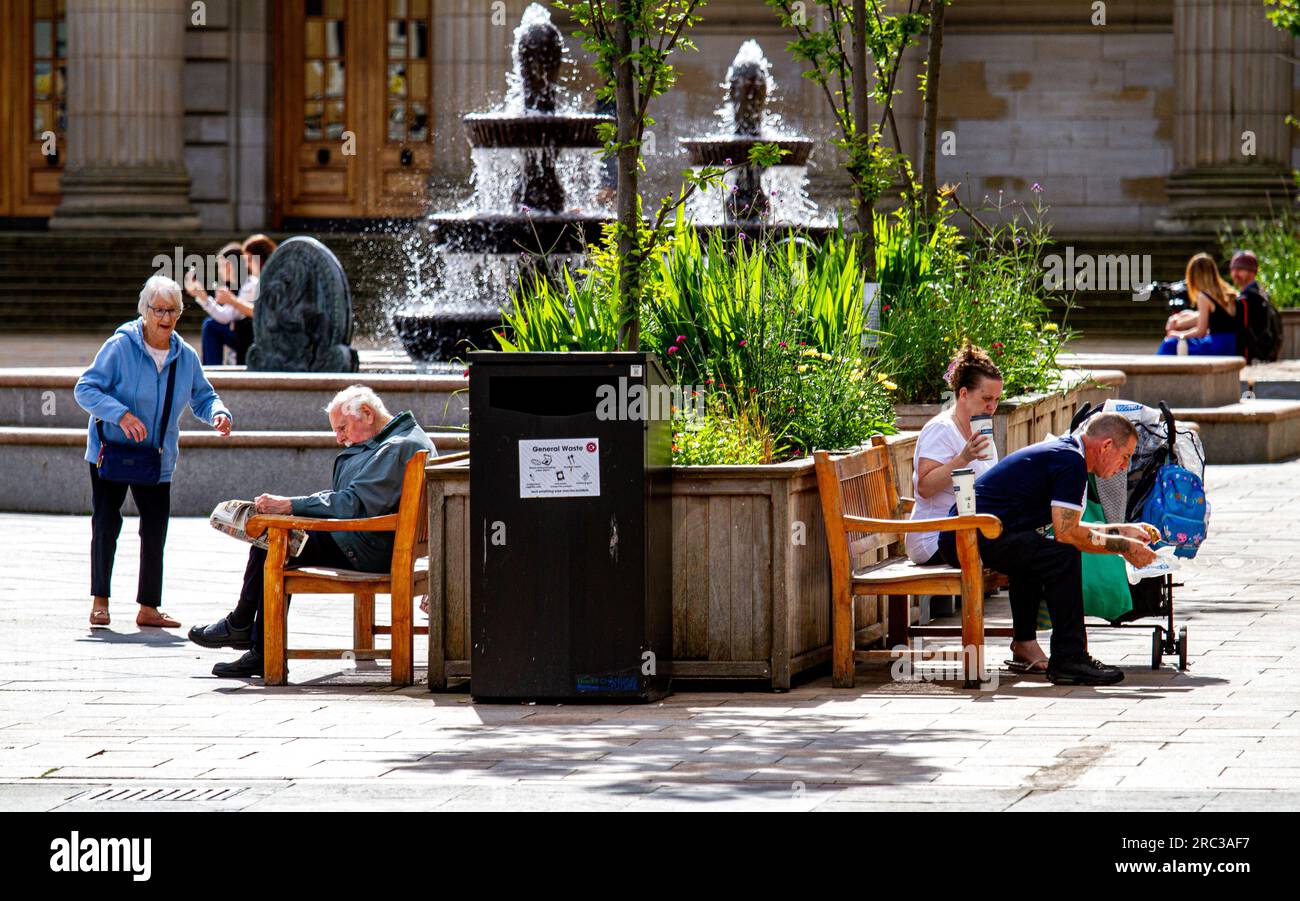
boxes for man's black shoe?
[1047,655,1124,686]
[189,615,253,650]
[212,650,264,678]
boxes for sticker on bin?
[519,438,601,498]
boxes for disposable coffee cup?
[969,414,997,463]
[952,468,977,516]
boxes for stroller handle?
[1158,400,1177,462]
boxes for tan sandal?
[89,606,110,627]
[137,609,180,628]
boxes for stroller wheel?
[1178,627,1188,671]
[1151,629,1163,670]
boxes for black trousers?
[232,532,352,653]
[88,463,172,606]
[940,528,1087,660]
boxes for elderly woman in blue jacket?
[75,275,233,630]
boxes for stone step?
[0,369,470,430]
[1060,352,1246,408]
[1170,399,1300,464]
[0,427,468,515]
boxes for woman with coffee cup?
[905,345,1046,663]
[907,343,1004,562]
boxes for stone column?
[50,0,201,231]
[1160,0,1296,232]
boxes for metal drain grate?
[67,786,250,803]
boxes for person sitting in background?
[187,386,435,678]
[1228,249,1279,363]
[1158,252,1242,356]
[188,241,248,366]
[185,234,277,365]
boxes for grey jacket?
[290,410,437,572]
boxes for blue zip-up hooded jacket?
[75,319,232,483]
[290,410,436,572]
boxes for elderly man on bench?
[189,386,437,678]
[937,412,1158,686]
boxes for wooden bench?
[813,438,1011,688]
[245,450,458,686]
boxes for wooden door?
[2,0,66,219]
[365,0,434,217]
[276,0,434,221]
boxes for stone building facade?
[0,0,1294,237]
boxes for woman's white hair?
[325,385,391,419]
[137,274,183,316]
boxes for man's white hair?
[325,385,391,419]
[138,274,183,317]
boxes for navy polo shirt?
[948,434,1088,533]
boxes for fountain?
[681,41,820,230]
[392,4,614,363]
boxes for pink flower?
[738,339,747,347]
[676,335,686,343]
[667,346,678,355]
[778,342,787,348]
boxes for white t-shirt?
[145,343,169,372]
[905,408,996,564]
[196,276,258,325]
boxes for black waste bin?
[468,351,673,702]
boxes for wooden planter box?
[425,434,917,692]
[1281,308,1300,360]
[893,370,1123,458]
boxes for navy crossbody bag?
[95,359,177,486]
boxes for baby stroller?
[1069,399,1206,670]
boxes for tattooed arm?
[1051,506,1158,567]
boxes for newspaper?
[209,500,309,557]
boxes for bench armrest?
[245,513,399,539]
[898,495,915,515]
[843,513,1003,540]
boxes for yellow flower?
[797,364,809,373]
[1043,323,1058,332]
[819,352,833,362]
[881,379,898,391]
[801,348,820,358]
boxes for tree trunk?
[851,0,875,279]
[921,0,947,221]
[614,6,641,351]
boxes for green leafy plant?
[1221,211,1300,309]
[876,201,1070,404]
[671,402,771,466]
[498,213,896,462]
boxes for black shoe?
[212,650,264,678]
[1047,654,1124,686]
[189,615,252,650]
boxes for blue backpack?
[1141,464,1208,558]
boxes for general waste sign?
[518,438,600,498]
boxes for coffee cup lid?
[952,467,974,476]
